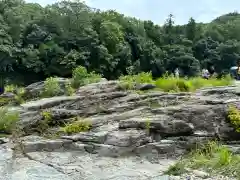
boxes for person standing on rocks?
[174,68,180,78]
[208,65,215,78]
[0,77,4,95]
[237,63,240,80]
[202,69,209,79]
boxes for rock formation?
[0,80,239,180]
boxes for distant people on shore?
[174,68,179,78]
[0,78,4,95]
[208,65,215,77]
[202,69,210,79]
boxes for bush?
[155,75,193,92]
[65,82,75,96]
[0,107,19,134]
[5,84,17,93]
[14,87,26,104]
[2,85,26,105]
[0,97,11,106]
[62,117,91,134]
[188,75,233,90]
[72,66,102,88]
[38,110,53,134]
[227,105,240,132]
[156,74,233,92]
[41,77,61,97]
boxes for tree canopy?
[1,0,240,84]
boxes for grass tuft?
[166,141,240,178]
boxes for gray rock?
[2,79,240,180]
[22,139,73,153]
[135,141,185,159]
[136,84,156,91]
[21,96,82,110]
[191,170,209,178]
[0,92,15,98]
[76,80,120,95]
[0,138,9,144]
[25,78,70,97]
[62,131,108,144]
[119,117,194,137]
[104,129,151,147]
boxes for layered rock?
[1,80,240,179]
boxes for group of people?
[0,78,4,95]
[201,66,215,79]
[230,65,240,80]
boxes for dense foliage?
[1,0,240,85]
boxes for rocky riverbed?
[1,80,240,180]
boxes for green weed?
[41,77,61,97]
[62,117,91,134]
[72,66,102,88]
[0,107,19,134]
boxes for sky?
[25,0,240,25]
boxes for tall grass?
[119,72,154,90]
[0,107,19,134]
[41,77,62,98]
[166,141,240,178]
[120,72,233,92]
[72,66,102,88]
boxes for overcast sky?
[25,0,240,25]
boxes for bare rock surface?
[1,80,240,179]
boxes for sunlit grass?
[119,72,233,92]
[166,141,240,178]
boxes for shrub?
[72,66,102,88]
[166,141,240,178]
[38,110,53,134]
[41,77,61,97]
[119,72,233,92]
[5,84,17,93]
[65,82,75,96]
[119,72,154,90]
[14,87,26,104]
[165,162,187,176]
[155,76,193,92]
[188,75,232,90]
[0,107,19,134]
[0,97,11,106]
[62,117,91,134]
[227,105,240,132]
[1,85,26,105]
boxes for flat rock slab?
[104,129,151,147]
[26,151,176,180]
[0,145,176,180]
[21,96,82,110]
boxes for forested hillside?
[1,0,240,85]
